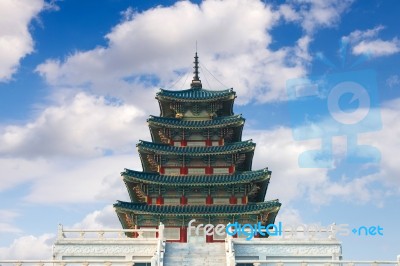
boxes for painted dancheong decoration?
[113,53,281,242]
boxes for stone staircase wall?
[163,242,226,266]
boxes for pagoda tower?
[114,53,281,243]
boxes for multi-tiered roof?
[114,53,281,242]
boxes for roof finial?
[191,48,202,89]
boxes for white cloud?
[0,92,148,158]
[276,207,304,224]
[359,99,400,193]
[0,0,45,81]
[278,4,300,22]
[23,154,136,204]
[343,25,385,43]
[35,0,310,104]
[0,154,135,204]
[0,91,148,203]
[353,38,400,57]
[245,100,400,207]
[0,157,50,191]
[343,26,400,57]
[72,205,121,229]
[0,234,54,259]
[246,127,329,205]
[280,0,354,34]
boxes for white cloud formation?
[72,205,121,229]
[0,92,148,158]
[275,207,304,224]
[21,154,136,204]
[0,157,51,192]
[245,99,400,207]
[344,25,385,43]
[353,38,400,57]
[281,0,354,34]
[0,233,54,259]
[0,0,45,81]
[359,99,400,193]
[246,127,323,203]
[35,0,311,104]
[343,25,400,57]
[0,92,148,203]
[0,206,119,259]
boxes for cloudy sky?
[0,0,399,260]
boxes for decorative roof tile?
[147,115,245,129]
[114,200,281,216]
[137,140,255,155]
[156,88,235,102]
[122,168,271,186]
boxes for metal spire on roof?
[190,51,202,89]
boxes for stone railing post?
[158,222,165,241]
[397,255,400,266]
[328,223,337,240]
[225,224,235,266]
[332,252,340,260]
[57,224,65,239]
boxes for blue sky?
[0,0,400,260]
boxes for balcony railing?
[235,260,400,266]
[0,259,399,266]
[57,224,162,241]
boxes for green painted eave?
[114,200,281,216]
[147,114,245,129]
[137,140,255,156]
[156,87,235,102]
[122,168,271,186]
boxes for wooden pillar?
[180,227,187,242]
[180,195,187,205]
[147,196,152,204]
[156,195,164,205]
[159,166,165,174]
[206,233,213,243]
[229,195,237,204]
[229,165,235,174]
[205,166,213,175]
[206,194,213,205]
[180,167,188,175]
[205,139,212,146]
[241,196,247,204]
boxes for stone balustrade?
[53,223,165,264]
[57,224,162,241]
[0,258,399,266]
[236,260,400,266]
